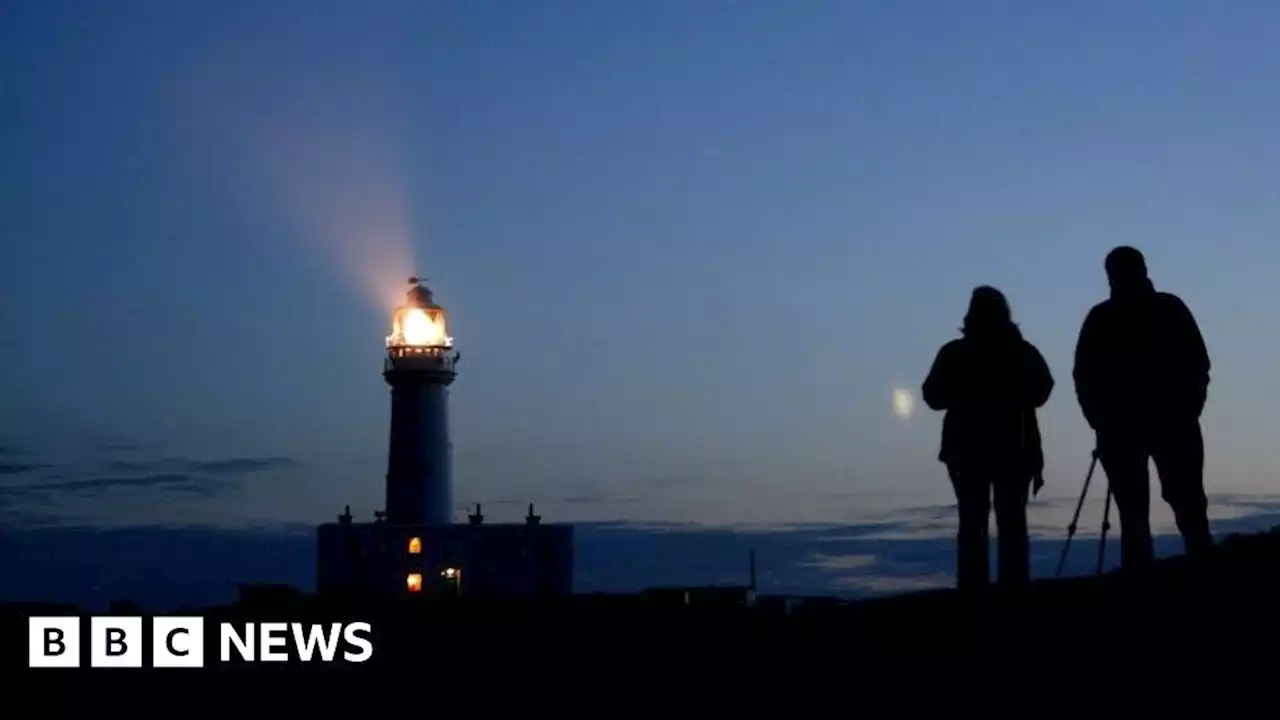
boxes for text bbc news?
[27,617,374,667]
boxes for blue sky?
[4,0,1280,577]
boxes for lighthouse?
[383,277,459,526]
[316,274,574,600]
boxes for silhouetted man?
[1073,246,1213,570]
[923,286,1053,591]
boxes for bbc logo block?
[27,617,373,667]
[90,616,143,667]
[28,617,80,668]
[153,617,204,667]
[28,616,204,668]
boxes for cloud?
[188,457,295,475]
[106,457,296,476]
[563,495,641,505]
[643,476,707,488]
[106,460,159,472]
[80,432,171,452]
[0,463,49,476]
[809,521,912,542]
[51,474,228,496]
[0,454,298,521]
[802,553,877,571]
[0,442,302,527]
[2,473,231,498]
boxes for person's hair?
[962,285,1019,340]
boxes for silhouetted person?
[1073,246,1213,570]
[923,287,1054,591]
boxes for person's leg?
[948,463,990,591]
[1096,434,1155,570]
[1152,419,1213,555]
[992,468,1031,588]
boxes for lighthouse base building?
[315,278,574,601]
[316,506,575,600]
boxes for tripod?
[1054,449,1113,577]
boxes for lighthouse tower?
[316,274,574,600]
[383,277,459,526]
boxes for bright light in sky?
[892,388,915,420]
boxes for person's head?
[962,285,1017,340]
[1104,246,1153,299]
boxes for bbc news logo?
[27,617,373,668]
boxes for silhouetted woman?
[922,286,1053,591]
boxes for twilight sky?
[4,0,1280,534]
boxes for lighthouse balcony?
[384,346,457,373]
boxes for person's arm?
[1167,295,1210,415]
[1022,342,1054,409]
[1169,295,1210,389]
[922,341,959,411]
[1073,306,1103,430]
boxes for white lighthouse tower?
[316,274,574,600]
[383,276,459,526]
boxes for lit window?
[408,537,422,554]
[406,573,423,592]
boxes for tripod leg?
[1096,481,1113,575]
[1055,452,1099,578]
